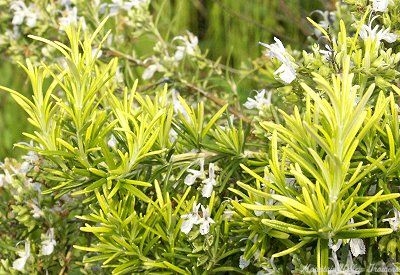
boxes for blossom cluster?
[0,155,94,273]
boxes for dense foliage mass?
[0,0,399,274]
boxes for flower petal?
[350,238,366,257]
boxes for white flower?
[184,158,205,186]
[0,174,5,187]
[349,238,366,257]
[372,0,392,12]
[359,17,397,44]
[243,89,272,110]
[10,1,39,28]
[29,201,44,218]
[202,163,216,198]
[169,128,178,143]
[319,44,334,61]
[92,48,103,59]
[181,203,214,235]
[173,32,199,61]
[275,63,297,84]
[253,202,264,217]
[174,46,186,61]
[328,252,362,274]
[181,202,201,234]
[41,228,56,255]
[12,240,30,271]
[345,219,366,258]
[311,10,336,36]
[142,63,164,80]
[0,170,13,187]
[171,89,189,119]
[198,205,215,235]
[260,37,297,84]
[106,0,146,16]
[115,66,124,83]
[329,239,342,253]
[382,209,400,231]
[239,255,250,269]
[223,209,235,220]
[107,135,118,148]
[329,239,342,271]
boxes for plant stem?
[366,202,378,274]
[317,238,329,275]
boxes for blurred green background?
[0,0,329,159]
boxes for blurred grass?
[0,0,328,159]
[0,62,31,159]
[153,0,326,65]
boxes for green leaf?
[123,184,151,203]
[202,104,228,138]
[270,194,321,224]
[271,238,313,258]
[336,228,393,239]
[261,219,317,236]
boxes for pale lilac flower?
[202,163,216,198]
[10,1,39,28]
[372,0,392,12]
[12,240,30,271]
[41,228,56,255]
[181,202,201,234]
[20,151,39,174]
[259,37,297,84]
[239,255,250,269]
[359,17,397,44]
[22,151,39,163]
[243,89,272,110]
[382,209,400,231]
[58,6,86,31]
[349,238,366,257]
[184,158,205,186]
[198,205,215,235]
